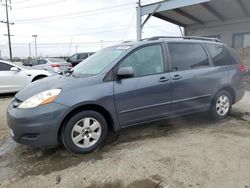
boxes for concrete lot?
[0,89,250,188]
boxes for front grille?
[11,98,22,108]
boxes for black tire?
[62,110,108,154]
[210,90,232,120]
[32,75,47,82]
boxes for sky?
[0,0,181,58]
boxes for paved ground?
[0,89,250,188]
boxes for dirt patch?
[86,178,163,188]
[0,92,250,188]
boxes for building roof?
[140,0,250,27]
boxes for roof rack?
[146,36,221,42]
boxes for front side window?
[205,43,237,66]
[168,43,209,71]
[119,44,164,77]
[0,62,13,71]
[31,60,39,65]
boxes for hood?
[15,74,104,101]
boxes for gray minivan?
[7,36,248,154]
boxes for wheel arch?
[58,104,115,141]
[31,74,47,82]
[216,86,236,104]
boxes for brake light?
[51,64,60,68]
[239,64,248,73]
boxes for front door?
[114,44,171,126]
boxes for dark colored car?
[66,52,95,67]
[7,36,248,154]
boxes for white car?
[31,58,72,73]
[0,60,52,94]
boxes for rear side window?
[168,43,209,71]
[38,60,47,65]
[205,43,237,66]
[0,62,13,71]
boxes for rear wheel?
[210,90,232,120]
[62,111,107,154]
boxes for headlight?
[18,89,62,109]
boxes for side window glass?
[78,53,88,60]
[168,43,209,71]
[0,62,13,71]
[70,54,77,61]
[38,60,47,65]
[205,43,237,66]
[119,44,164,77]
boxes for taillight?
[51,64,60,68]
[239,64,248,73]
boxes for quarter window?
[0,62,13,71]
[205,43,237,66]
[168,43,209,71]
[119,44,164,77]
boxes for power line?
[13,0,67,10]
[12,0,30,4]
[7,25,137,38]
[15,3,135,23]
[11,40,125,46]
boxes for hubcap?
[216,95,230,116]
[71,117,101,148]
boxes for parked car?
[31,58,72,73]
[0,60,52,94]
[66,52,94,67]
[7,36,248,154]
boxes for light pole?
[32,34,38,58]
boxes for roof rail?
[146,36,221,42]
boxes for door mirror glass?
[117,66,134,79]
[10,67,20,72]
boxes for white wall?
[186,19,250,47]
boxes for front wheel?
[210,90,232,120]
[62,111,108,154]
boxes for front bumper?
[7,101,68,148]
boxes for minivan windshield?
[72,46,130,77]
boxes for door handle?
[172,74,182,80]
[159,77,169,82]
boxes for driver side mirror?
[10,67,20,72]
[66,57,70,62]
[117,66,134,79]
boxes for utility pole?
[1,0,14,61]
[136,0,142,41]
[28,43,31,58]
[100,40,104,49]
[32,35,38,58]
